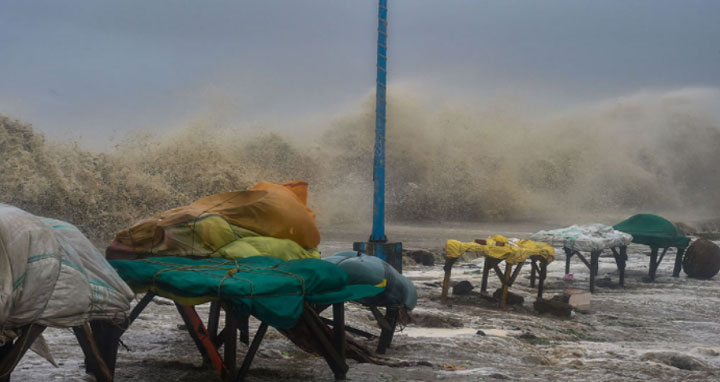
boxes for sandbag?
[0,204,133,341]
[324,251,417,310]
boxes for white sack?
[0,204,133,342]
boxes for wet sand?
[11,227,720,381]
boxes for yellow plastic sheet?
[445,235,555,264]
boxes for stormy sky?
[1,0,719,146]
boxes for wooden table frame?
[564,246,627,293]
[316,304,400,355]
[99,292,349,382]
[441,255,549,308]
[0,321,119,382]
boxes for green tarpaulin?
[613,214,690,249]
[109,256,383,329]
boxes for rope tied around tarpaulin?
[139,258,309,300]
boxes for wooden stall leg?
[239,315,249,346]
[332,303,346,361]
[319,316,377,339]
[73,325,98,375]
[589,250,600,293]
[208,302,221,343]
[0,340,12,382]
[0,324,46,381]
[300,305,348,380]
[224,310,238,377]
[376,307,398,354]
[89,320,124,382]
[81,323,113,382]
[620,246,628,287]
[530,260,537,288]
[499,262,512,309]
[564,247,573,275]
[440,258,457,304]
[673,247,685,277]
[481,257,492,296]
[127,292,156,326]
[235,322,268,382]
[537,260,547,299]
[648,247,659,282]
[175,304,229,380]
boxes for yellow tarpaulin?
[445,235,555,265]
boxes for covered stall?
[441,235,555,308]
[613,214,691,281]
[0,204,134,382]
[110,256,384,381]
[531,224,633,292]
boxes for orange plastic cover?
[114,181,320,251]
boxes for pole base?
[353,241,403,273]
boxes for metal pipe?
[370,0,388,242]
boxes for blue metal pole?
[370,0,388,242]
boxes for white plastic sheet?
[0,204,133,343]
[530,224,633,252]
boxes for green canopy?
[110,256,383,329]
[613,214,690,249]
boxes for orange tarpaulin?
[114,181,320,253]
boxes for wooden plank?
[319,317,377,339]
[369,306,391,331]
[575,252,591,270]
[508,261,524,285]
[235,322,268,382]
[301,304,348,380]
[175,304,229,380]
[127,292,155,327]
